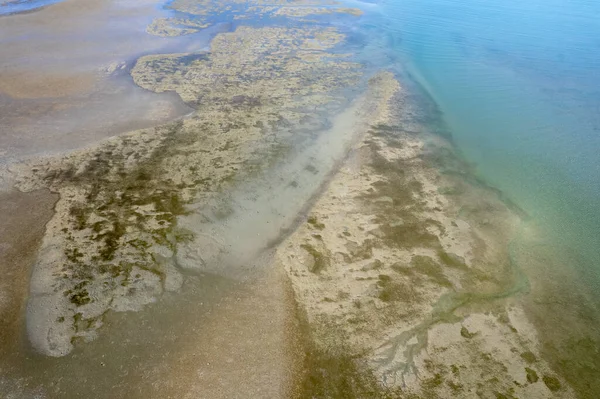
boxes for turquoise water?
[366,0,600,288]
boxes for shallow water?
[354,1,600,394]
[0,0,62,15]
[363,0,600,291]
[2,0,600,396]
[0,0,232,162]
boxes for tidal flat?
[1,0,599,397]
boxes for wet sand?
[0,189,57,356]
[0,0,210,161]
[0,258,302,398]
[0,1,367,395]
[0,0,152,99]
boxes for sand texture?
[8,23,364,357]
[276,80,575,397]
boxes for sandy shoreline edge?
[276,74,580,397]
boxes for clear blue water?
[365,0,600,289]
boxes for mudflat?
[1,0,598,397]
[0,189,57,355]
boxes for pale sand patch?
[0,0,197,162]
[146,17,210,37]
[0,0,166,99]
[273,6,363,17]
[0,0,110,99]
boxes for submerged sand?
[275,79,576,397]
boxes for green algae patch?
[69,289,91,306]
[520,351,537,364]
[300,243,329,274]
[18,120,220,354]
[542,375,561,392]
[525,367,539,383]
[411,255,453,288]
[146,17,209,37]
[301,348,388,399]
[307,215,325,230]
[494,392,518,399]
[377,274,421,303]
[294,305,408,399]
[55,121,195,279]
[378,282,413,303]
[460,326,476,339]
[437,250,468,270]
[378,222,440,250]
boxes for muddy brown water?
[0,189,57,356]
[0,0,235,162]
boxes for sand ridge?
[276,75,575,397]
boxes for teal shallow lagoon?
[366,0,600,288]
[352,0,600,394]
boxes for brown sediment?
[0,0,198,160]
[0,0,112,99]
[0,189,57,355]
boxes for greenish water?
[358,0,600,291]
[348,1,600,394]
